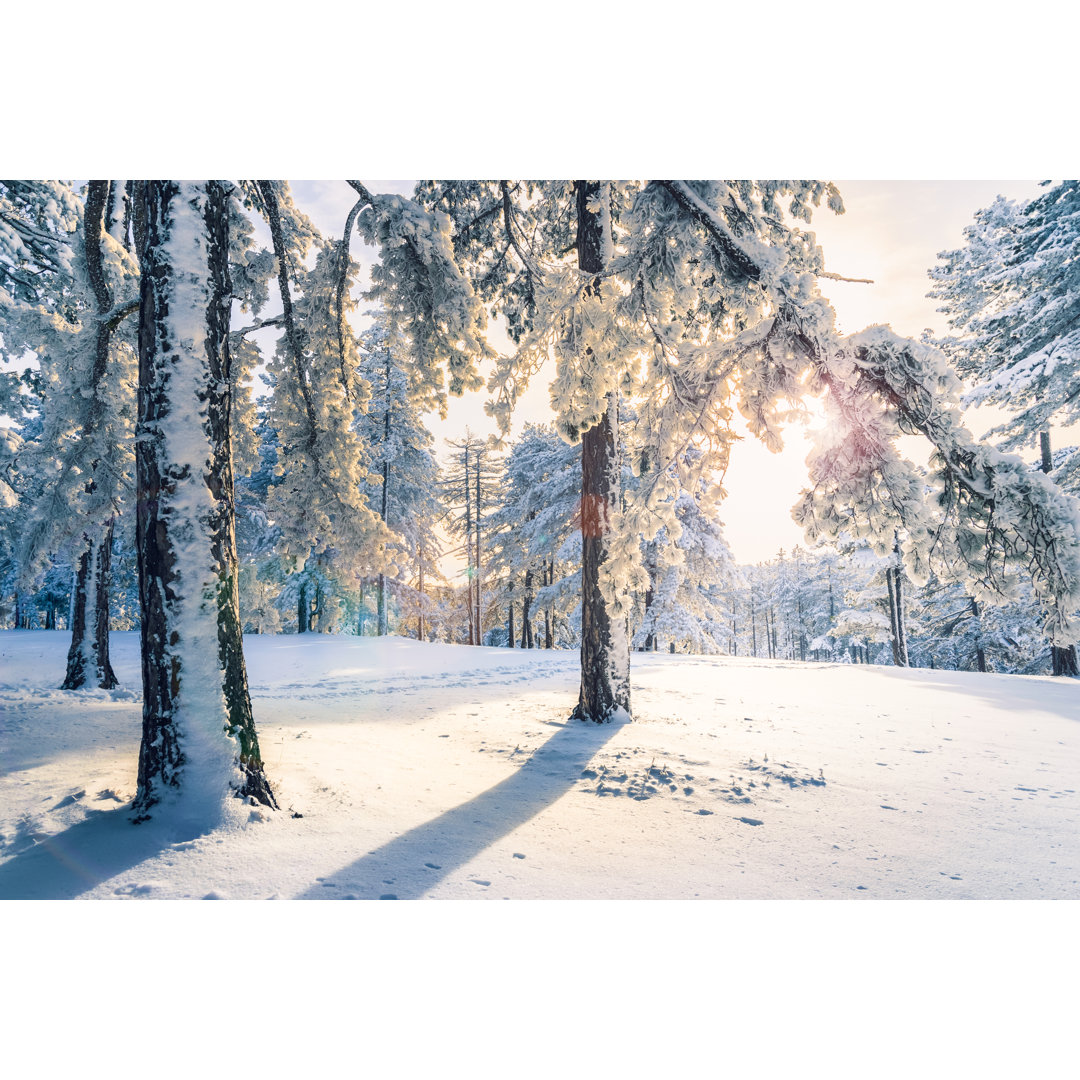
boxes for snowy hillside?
[1,630,1077,900]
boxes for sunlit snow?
[1,630,1076,900]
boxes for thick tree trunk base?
[1052,645,1079,677]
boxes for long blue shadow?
[296,718,623,900]
[0,808,195,900]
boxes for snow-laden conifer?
[0,180,139,687]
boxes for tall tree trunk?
[545,560,553,649]
[520,567,533,648]
[474,450,483,645]
[63,180,118,689]
[417,545,426,642]
[1041,431,1079,675]
[642,548,655,652]
[298,579,309,633]
[464,445,474,646]
[571,181,630,721]
[886,555,909,667]
[63,522,118,689]
[377,355,391,636]
[970,596,988,673]
[508,599,514,649]
[132,180,275,820]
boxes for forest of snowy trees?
[2,178,1078,817]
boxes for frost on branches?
[0,180,138,688]
[414,180,845,720]
[796,327,1080,650]
[929,181,1080,450]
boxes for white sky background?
[289,178,1052,564]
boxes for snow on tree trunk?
[63,522,118,689]
[970,597,989,673]
[886,566,909,667]
[62,180,119,690]
[1040,431,1079,676]
[132,181,275,822]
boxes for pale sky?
[292,180,1051,564]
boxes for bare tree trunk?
[571,181,630,721]
[545,560,553,649]
[132,181,275,820]
[298,579,309,633]
[886,554,909,668]
[464,445,474,645]
[64,522,118,689]
[417,545,426,642]
[1041,431,1079,675]
[508,599,515,649]
[378,354,391,636]
[970,596,988,673]
[521,567,533,648]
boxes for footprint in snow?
[512,853,526,859]
[424,862,442,870]
[736,816,764,826]
[471,879,491,887]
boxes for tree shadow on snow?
[0,807,193,900]
[295,717,622,900]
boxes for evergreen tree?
[0,180,139,686]
[356,315,443,637]
[929,181,1080,675]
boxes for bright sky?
[293,179,1059,565]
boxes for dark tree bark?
[520,567,533,648]
[62,180,118,690]
[132,181,275,820]
[544,559,553,649]
[63,521,118,689]
[298,579,309,633]
[885,545,909,668]
[474,450,483,644]
[969,596,988,673]
[417,545,426,642]
[464,444,474,645]
[377,353,391,636]
[1039,431,1079,675]
[571,181,630,721]
[508,599,514,649]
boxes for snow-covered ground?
[1,629,1077,900]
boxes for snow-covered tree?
[485,423,581,649]
[929,181,1080,675]
[0,180,139,687]
[131,181,275,820]
[356,315,443,637]
[929,181,1080,450]
[414,180,852,720]
[441,429,502,645]
[633,475,735,655]
[795,327,1080,672]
